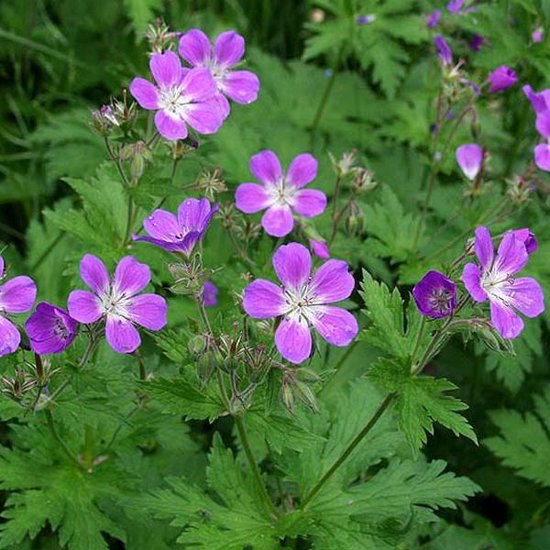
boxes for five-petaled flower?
[462,226,545,339]
[25,303,78,355]
[243,243,358,364]
[0,256,37,357]
[236,150,327,237]
[456,143,484,180]
[134,198,218,255]
[67,255,167,353]
[413,271,457,319]
[178,29,260,119]
[129,51,224,141]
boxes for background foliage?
[1,0,550,548]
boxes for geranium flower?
[309,239,330,259]
[456,144,483,180]
[413,271,457,319]
[243,243,358,364]
[25,303,77,355]
[513,228,538,254]
[487,65,517,93]
[447,0,465,13]
[134,198,218,254]
[426,10,441,28]
[201,281,218,307]
[434,35,453,65]
[462,227,544,339]
[235,150,327,237]
[67,255,167,353]
[0,256,37,357]
[129,51,224,141]
[523,85,550,171]
[178,29,260,118]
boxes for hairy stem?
[301,393,395,508]
[235,415,278,518]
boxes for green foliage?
[485,385,550,487]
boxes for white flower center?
[282,281,323,324]
[158,86,189,118]
[267,177,298,208]
[98,287,132,319]
[481,267,514,306]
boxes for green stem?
[310,49,342,145]
[45,409,79,466]
[301,393,395,508]
[123,195,136,245]
[235,415,278,518]
[317,340,358,396]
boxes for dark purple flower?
[235,151,327,238]
[25,303,77,355]
[309,239,330,259]
[178,29,260,118]
[0,256,37,357]
[356,14,375,25]
[413,271,457,319]
[435,35,453,66]
[129,51,224,141]
[243,243,358,364]
[67,255,167,354]
[456,144,483,180]
[469,34,485,51]
[447,0,466,14]
[201,281,218,307]
[426,10,441,28]
[487,65,517,93]
[134,198,218,255]
[462,227,544,339]
[513,229,538,254]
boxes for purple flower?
[129,51,224,141]
[456,144,483,180]
[469,34,485,51]
[178,29,260,119]
[67,255,167,354]
[534,144,550,171]
[426,10,441,28]
[201,281,218,307]
[447,0,465,14]
[523,84,550,115]
[25,303,78,355]
[532,28,543,43]
[0,257,37,357]
[462,227,544,339]
[309,239,330,259]
[243,243,358,364]
[434,35,453,66]
[134,198,218,254]
[513,228,538,254]
[235,151,327,238]
[413,271,457,319]
[356,14,375,25]
[487,65,517,93]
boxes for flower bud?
[196,168,227,200]
[329,150,357,177]
[352,167,377,193]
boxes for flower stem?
[45,409,79,466]
[235,415,278,518]
[300,393,395,509]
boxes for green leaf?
[484,385,550,487]
[370,360,477,452]
[123,0,162,33]
[147,376,226,422]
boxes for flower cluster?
[413,227,544,341]
[130,29,259,140]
